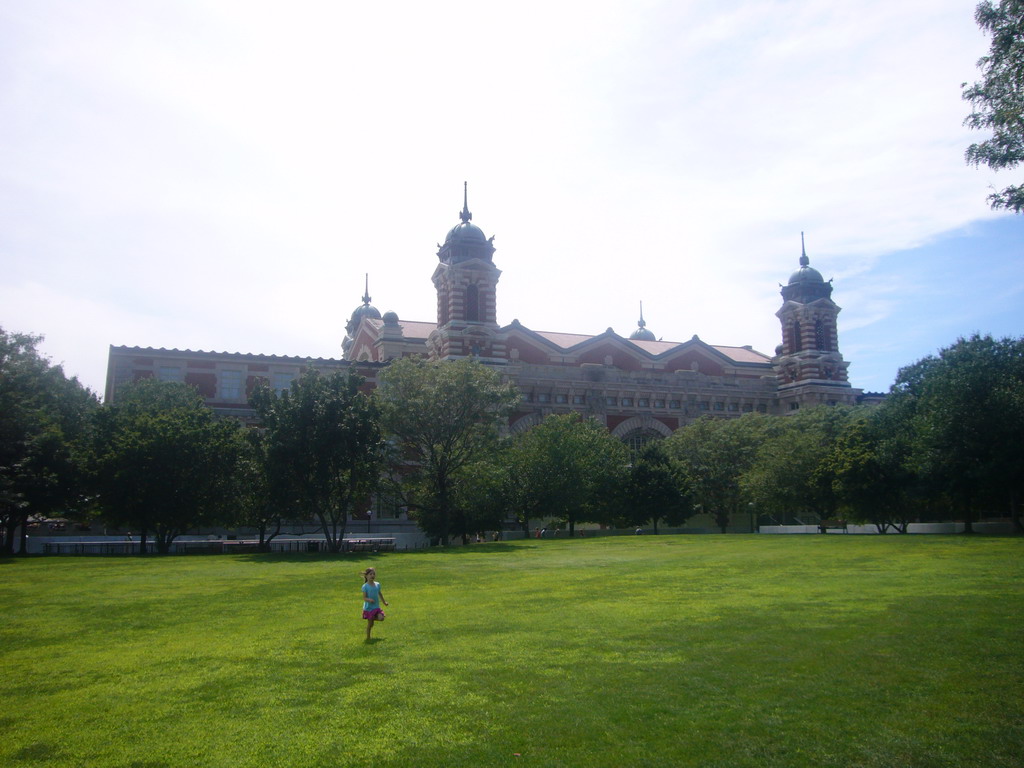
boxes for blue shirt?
[362,581,382,611]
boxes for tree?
[617,440,692,533]
[233,430,287,552]
[448,457,514,541]
[250,369,385,553]
[1,328,98,554]
[505,413,629,536]
[963,0,1024,213]
[492,441,543,539]
[376,357,519,545]
[741,406,851,526]
[91,379,245,554]
[890,334,1024,532]
[826,407,918,533]
[665,414,775,533]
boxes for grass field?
[1,535,1022,768]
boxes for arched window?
[814,319,830,351]
[466,284,480,322]
[791,321,802,352]
[622,428,662,462]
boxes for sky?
[2,0,1022,398]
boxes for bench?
[819,519,848,533]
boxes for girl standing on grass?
[361,567,388,641]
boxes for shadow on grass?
[14,743,59,762]
[230,541,541,564]
[399,542,540,556]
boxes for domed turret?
[629,302,657,341]
[345,274,381,337]
[781,233,832,303]
[788,254,825,286]
[431,183,503,357]
[444,219,488,245]
[437,182,495,264]
[773,233,851,393]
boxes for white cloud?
[1,0,1016,396]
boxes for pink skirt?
[362,608,386,621]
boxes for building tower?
[772,235,858,409]
[428,183,506,361]
[342,274,381,358]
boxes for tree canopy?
[963,0,1024,212]
[91,379,245,554]
[505,412,629,536]
[1,328,98,554]
[617,440,692,533]
[886,334,1024,531]
[665,414,777,532]
[741,406,850,525]
[825,406,919,533]
[250,368,385,552]
[376,357,518,545]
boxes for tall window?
[466,284,480,321]
[815,319,830,351]
[791,321,803,352]
[622,428,662,462]
[219,370,242,400]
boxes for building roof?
[365,318,437,340]
[108,345,346,365]
[517,328,771,364]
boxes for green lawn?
[1,535,1022,768]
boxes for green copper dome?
[437,182,495,264]
[629,303,657,341]
[788,256,825,285]
[781,235,832,304]
[444,220,488,244]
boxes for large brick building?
[106,187,867,452]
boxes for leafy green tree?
[890,334,1024,532]
[448,457,513,542]
[251,369,384,552]
[741,406,850,526]
[91,379,245,554]
[484,440,555,538]
[233,430,288,551]
[617,440,692,533]
[506,413,629,536]
[826,407,918,533]
[376,357,518,545]
[963,0,1024,212]
[1,328,98,554]
[665,414,775,533]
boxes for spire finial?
[638,300,646,329]
[459,181,472,224]
[799,232,809,267]
[362,273,371,305]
